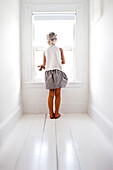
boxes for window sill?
[23,81,84,88]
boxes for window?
[32,13,76,82]
[23,4,86,85]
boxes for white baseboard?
[23,103,88,114]
[0,105,23,149]
[88,104,113,144]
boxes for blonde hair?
[47,32,57,45]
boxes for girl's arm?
[38,51,46,71]
[59,48,65,64]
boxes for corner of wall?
[0,105,23,151]
[88,104,113,145]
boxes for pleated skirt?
[45,69,68,89]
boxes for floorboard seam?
[40,113,47,149]
[37,113,47,170]
[14,114,36,170]
[69,127,82,170]
[55,120,59,170]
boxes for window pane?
[63,51,74,82]
[32,13,76,82]
[34,50,45,82]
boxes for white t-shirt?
[45,45,62,71]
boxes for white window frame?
[22,3,86,87]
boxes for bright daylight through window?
[32,13,76,82]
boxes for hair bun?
[47,32,57,40]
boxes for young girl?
[38,32,68,119]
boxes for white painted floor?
[0,113,113,170]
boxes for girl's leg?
[48,89,54,118]
[55,88,61,117]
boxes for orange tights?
[48,88,61,116]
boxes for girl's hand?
[38,65,45,71]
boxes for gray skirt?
[45,69,68,89]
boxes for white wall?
[0,0,23,148]
[21,0,89,114]
[89,0,113,143]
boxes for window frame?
[22,3,86,86]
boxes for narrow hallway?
[0,113,113,170]
[1,0,113,169]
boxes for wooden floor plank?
[0,114,36,170]
[37,114,57,170]
[67,114,113,170]
[55,116,81,170]
[14,114,46,170]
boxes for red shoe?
[50,113,54,119]
[55,113,61,119]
